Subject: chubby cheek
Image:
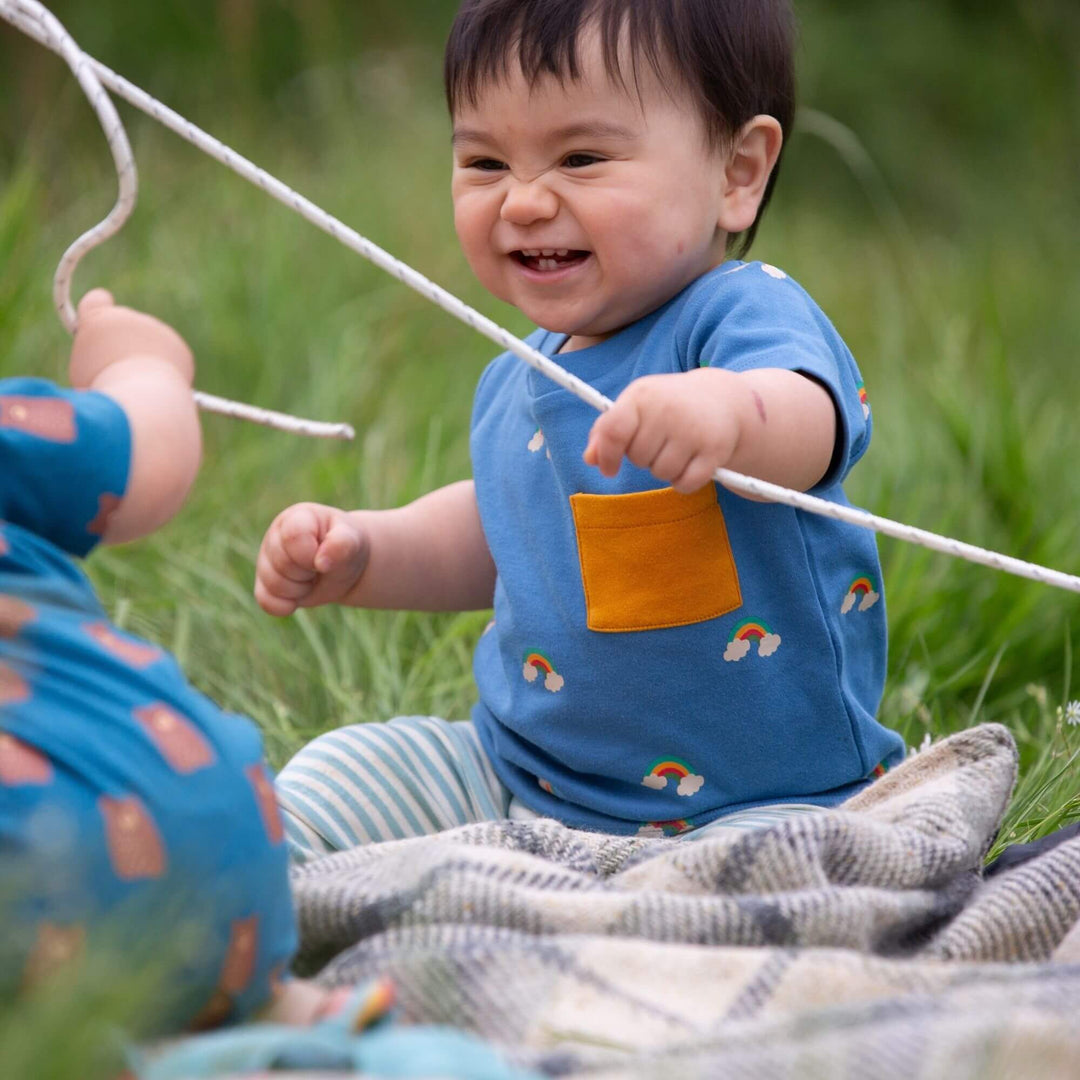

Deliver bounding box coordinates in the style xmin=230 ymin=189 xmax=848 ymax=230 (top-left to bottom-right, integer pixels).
xmin=453 ymin=196 xmax=508 ymax=298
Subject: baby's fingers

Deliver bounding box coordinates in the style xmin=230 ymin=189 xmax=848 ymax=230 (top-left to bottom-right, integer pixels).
xmin=671 ymin=453 xmax=719 ymax=495
xmin=76 ymin=288 xmax=115 ymax=320
xmin=253 ymin=562 xmax=307 ymax=617
xmin=275 ymin=506 xmax=326 ymax=575
xmin=314 ymin=521 xmax=364 ymax=576
xmin=584 ymin=398 xmax=641 ymax=478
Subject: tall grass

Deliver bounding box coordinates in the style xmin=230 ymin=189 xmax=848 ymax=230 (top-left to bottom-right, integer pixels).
xmin=1 ymin=1 xmax=1079 ymax=1070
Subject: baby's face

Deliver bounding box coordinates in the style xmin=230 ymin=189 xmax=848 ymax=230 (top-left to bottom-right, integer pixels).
xmin=451 ymin=36 xmax=730 ymax=351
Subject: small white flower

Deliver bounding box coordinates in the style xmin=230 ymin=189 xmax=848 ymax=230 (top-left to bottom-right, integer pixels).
xmin=907 ymin=732 xmax=933 ymax=757
xmin=1064 ymin=700 xmax=1080 ymax=727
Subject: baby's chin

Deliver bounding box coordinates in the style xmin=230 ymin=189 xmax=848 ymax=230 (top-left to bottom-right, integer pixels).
xmin=543 ymin=309 xmax=653 ymax=350
xmin=522 ymin=306 xmax=635 ymax=347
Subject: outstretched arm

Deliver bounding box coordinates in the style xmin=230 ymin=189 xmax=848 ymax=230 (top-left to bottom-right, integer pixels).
xmin=68 ymin=289 xmax=201 ymax=544
xmin=584 ymin=366 xmax=836 ymax=496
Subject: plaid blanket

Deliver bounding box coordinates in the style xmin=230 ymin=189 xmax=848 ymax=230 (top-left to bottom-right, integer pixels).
xmin=291 ymin=724 xmax=1080 ymax=1079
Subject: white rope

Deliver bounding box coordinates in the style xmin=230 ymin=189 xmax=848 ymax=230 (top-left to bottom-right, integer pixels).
xmin=4 ymin=1 xmax=1079 ymax=594
xmin=1 ymin=0 xmax=354 ymax=440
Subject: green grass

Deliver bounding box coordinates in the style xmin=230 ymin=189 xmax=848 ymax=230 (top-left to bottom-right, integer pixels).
xmin=2 ymin=1 xmax=1080 ymax=1071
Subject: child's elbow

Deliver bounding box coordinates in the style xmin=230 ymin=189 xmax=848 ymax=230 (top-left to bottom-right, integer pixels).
xmin=101 ymin=387 xmax=203 ymax=544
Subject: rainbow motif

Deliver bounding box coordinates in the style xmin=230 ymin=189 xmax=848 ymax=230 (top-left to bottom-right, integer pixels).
xmin=522 ymin=649 xmax=565 ymax=692
xmin=523 ymin=650 xmax=555 ymax=675
xmin=873 ymin=762 xmax=887 ymax=779
xmin=724 ymin=618 xmax=782 ymax=662
xmin=841 ymin=575 xmax=880 ymax=615
xmin=645 ymin=757 xmax=693 ymax=781
xmin=857 ymin=382 xmax=868 ymax=405
xmin=847 ymin=577 xmax=876 ymax=597
xmin=731 ymin=619 xmax=773 ymax=642
xmin=538 ymin=778 xmax=554 ymax=794
xmin=651 ymin=819 xmax=692 ymax=837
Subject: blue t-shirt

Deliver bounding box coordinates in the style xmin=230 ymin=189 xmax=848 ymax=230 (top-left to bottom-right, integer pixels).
xmin=469 ymin=261 xmax=905 ymax=835
xmin=0 ymin=377 xmax=130 ymax=578
xmin=1 ymin=379 xmax=298 ymax=1021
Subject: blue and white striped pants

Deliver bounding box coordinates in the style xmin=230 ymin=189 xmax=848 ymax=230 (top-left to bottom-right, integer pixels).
xmin=274 ymin=716 xmax=821 ymax=863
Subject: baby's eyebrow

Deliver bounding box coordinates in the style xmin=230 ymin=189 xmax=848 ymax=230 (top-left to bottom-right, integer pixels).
xmin=451 ymin=120 xmax=637 ymax=147
xmin=545 ymin=120 xmax=638 ymax=142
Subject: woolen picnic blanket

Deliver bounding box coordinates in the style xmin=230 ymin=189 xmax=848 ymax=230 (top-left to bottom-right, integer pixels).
xmin=288 ymin=724 xmax=1080 ymax=1079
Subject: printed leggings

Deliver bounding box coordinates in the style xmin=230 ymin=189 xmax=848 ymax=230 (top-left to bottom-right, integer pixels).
xmin=274 ymin=715 xmax=821 ymax=863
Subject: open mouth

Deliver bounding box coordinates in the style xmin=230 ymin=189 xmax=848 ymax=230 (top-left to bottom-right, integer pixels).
xmin=513 ymin=249 xmax=590 ymax=272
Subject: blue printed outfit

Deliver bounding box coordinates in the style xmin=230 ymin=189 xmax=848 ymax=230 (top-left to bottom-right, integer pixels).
xmin=0 ymin=378 xmax=296 ymax=1025
xmin=275 ymin=262 xmax=904 ymax=855
xmin=468 ymin=262 xmax=905 ymax=834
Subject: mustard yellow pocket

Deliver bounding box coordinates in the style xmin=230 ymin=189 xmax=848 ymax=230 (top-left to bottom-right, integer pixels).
xmin=570 ymin=485 xmax=742 ymax=633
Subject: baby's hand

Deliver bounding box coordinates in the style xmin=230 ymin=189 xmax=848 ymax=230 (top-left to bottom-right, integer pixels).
xmin=255 ymin=503 xmax=369 ymax=616
xmin=69 ymin=289 xmax=195 ymax=389
xmin=583 ymin=369 xmax=743 ymax=493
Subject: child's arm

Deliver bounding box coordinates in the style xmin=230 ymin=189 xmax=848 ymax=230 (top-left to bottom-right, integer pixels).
xmin=68 ymin=289 xmax=201 ymax=544
xmin=583 ymin=366 xmax=836 ymax=496
xmin=254 ymin=479 xmax=496 ymax=616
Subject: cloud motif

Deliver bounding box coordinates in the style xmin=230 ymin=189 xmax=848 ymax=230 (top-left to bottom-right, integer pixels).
xmin=544 ymin=671 xmax=564 ymax=693
xmin=641 ymin=773 xmax=667 ymax=791
xmin=862 ymin=401 xmax=871 ymax=420
xmin=842 ymin=589 xmax=880 ymax=615
xmin=757 ymin=632 xmax=782 ymax=658
xmin=522 ymin=662 xmax=538 ymax=683
xmin=723 ymin=638 xmax=752 ymax=663
xmin=636 ymin=824 xmax=666 ymax=838
xmin=528 ymin=429 xmax=545 ymax=453
xmin=677 ymin=774 xmax=705 ymax=797
xmin=761 ymin=263 xmax=788 ymax=280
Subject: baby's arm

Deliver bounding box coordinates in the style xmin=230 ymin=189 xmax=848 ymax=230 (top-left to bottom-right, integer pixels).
xmin=255 ymin=479 xmax=496 ymax=616
xmin=584 ymin=366 xmax=836 ymax=496
xmin=68 ymin=290 xmax=201 ymax=544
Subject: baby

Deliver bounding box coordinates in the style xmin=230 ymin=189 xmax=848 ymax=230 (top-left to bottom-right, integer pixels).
xmin=259 ymin=0 xmax=905 ymax=854
xmin=0 ymin=292 xmax=346 ymax=1031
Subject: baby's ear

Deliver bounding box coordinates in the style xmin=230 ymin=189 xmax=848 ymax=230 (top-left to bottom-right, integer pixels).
xmin=717 ymin=116 xmax=783 ymax=235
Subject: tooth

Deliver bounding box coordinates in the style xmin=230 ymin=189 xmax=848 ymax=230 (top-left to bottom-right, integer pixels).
xmin=539 ymin=258 xmax=558 ymax=270
xmin=541 ymin=249 xmax=555 ymax=256
xmin=556 ymin=249 xmax=568 ymax=257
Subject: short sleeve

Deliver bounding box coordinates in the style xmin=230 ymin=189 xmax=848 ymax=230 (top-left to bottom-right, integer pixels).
xmin=687 ymin=263 xmax=871 ymax=488
xmin=0 ymin=378 xmax=131 ymax=557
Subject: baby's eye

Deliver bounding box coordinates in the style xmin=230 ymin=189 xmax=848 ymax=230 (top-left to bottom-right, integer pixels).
xmin=563 ymin=153 xmax=603 ymax=168
xmin=468 ymin=158 xmax=508 ymax=172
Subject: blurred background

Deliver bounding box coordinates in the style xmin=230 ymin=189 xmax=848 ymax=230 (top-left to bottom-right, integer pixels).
xmin=2 ymin=1 xmax=1079 ymax=818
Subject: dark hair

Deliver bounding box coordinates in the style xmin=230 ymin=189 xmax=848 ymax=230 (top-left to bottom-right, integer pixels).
xmin=444 ymin=0 xmax=796 ymax=257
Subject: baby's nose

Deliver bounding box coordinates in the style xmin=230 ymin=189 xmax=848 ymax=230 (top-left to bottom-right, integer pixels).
xmin=499 ymin=175 xmax=559 ymax=225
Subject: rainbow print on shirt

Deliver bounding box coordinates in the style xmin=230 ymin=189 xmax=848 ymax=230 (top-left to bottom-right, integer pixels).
xmin=641 ymin=757 xmax=705 ymax=797
xmin=723 ymin=619 xmax=781 ymax=662
xmin=841 ymin=575 xmax=881 ymax=615
xmin=637 ymin=819 xmax=692 ymax=838
xmin=522 ymin=650 xmax=564 ymax=693
xmin=857 ymin=381 xmax=870 ymax=419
